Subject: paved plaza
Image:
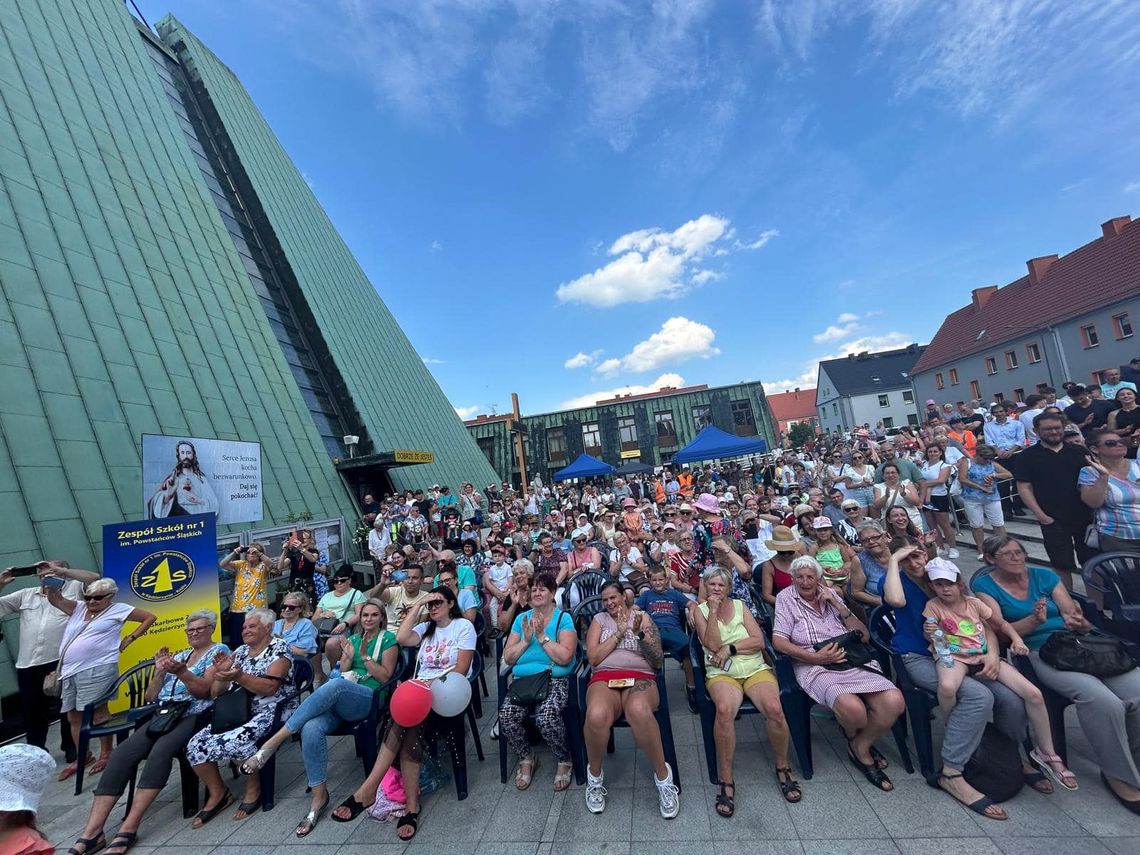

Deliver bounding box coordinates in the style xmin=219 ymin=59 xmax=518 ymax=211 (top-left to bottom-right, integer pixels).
xmin=35 ymin=648 xmax=1140 ymax=855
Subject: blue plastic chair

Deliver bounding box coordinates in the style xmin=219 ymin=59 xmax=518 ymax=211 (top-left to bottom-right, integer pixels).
xmin=320 ymin=650 xmax=405 ymax=776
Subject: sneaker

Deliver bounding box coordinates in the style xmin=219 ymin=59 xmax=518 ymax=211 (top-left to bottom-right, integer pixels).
xmin=686 ymin=686 xmax=698 ymax=714
xmin=947 ymin=547 xmax=960 ymax=559
xmin=586 ymin=771 xmax=607 ymax=814
xmin=655 ymin=764 xmax=680 ymax=819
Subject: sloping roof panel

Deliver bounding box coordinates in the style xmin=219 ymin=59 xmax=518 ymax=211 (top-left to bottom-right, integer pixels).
xmin=818 ymin=346 xmax=925 ymax=397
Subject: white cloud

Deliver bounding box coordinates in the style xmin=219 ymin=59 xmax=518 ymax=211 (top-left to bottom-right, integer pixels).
xmin=813 ymin=323 xmax=859 ymax=343
xmin=836 ymin=312 xmax=859 ymax=323
xmin=430 ymin=239 xmax=444 ymax=252
xmin=735 ymin=228 xmax=780 ymax=251
xmin=616 ymin=317 xmax=720 ymax=374
xmin=454 ymin=405 xmax=481 ymax=419
xmin=1126 ymin=180 xmax=1140 ymax=194
xmin=422 ymin=356 xmax=446 ymax=365
xmin=556 ymin=214 xmax=752 ymax=307
xmin=564 ymin=349 xmax=603 ymax=369
xmin=561 ymin=373 xmax=687 ymax=410
xmin=594 ymin=358 xmax=623 ymax=377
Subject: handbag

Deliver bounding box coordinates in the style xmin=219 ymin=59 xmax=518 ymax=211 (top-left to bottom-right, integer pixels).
xmin=210 ymin=686 xmax=253 ymax=733
xmin=146 ymin=699 xmax=193 ymax=736
xmin=506 ymin=612 xmax=567 ymax=705
xmin=44 ymin=612 xmax=97 ymax=697
xmin=813 ymin=630 xmax=879 ymax=672
xmin=1083 ymin=525 xmax=1101 ymax=550
xmin=314 ymin=597 xmax=357 ymax=638
xmin=1038 ymin=630 xmax=1135 ymax=679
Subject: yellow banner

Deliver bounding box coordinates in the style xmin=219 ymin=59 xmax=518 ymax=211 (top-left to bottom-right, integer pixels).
xmin=394 ymin=449 xmax=434 ymax=463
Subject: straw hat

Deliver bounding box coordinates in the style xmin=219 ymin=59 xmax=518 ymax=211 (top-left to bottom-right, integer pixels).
xmin=764 ymin=526 xmax=804 ymax=553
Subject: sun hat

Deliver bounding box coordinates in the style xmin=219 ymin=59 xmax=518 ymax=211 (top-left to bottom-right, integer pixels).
xmin=811 ymin=516 xmax=833 ymax=529
xmin=0 ymin=744 xmax=55 ymax=814
xmin=679 ymin=502 xmax=693 ymax=512
xmin=793 ymin=503 xmax=814 ymax=518
xmin=926 ymin=557 xmax=961 ymax=582
xmin=764 ymin=526 xmax=804 ymax=553
xmin=571 ymin=527 xmax=590 ymax=540
xmin=621 ymin=497 xmax=636 ymax=508
xmin=693 ymin=493 xmax=721 ymax=514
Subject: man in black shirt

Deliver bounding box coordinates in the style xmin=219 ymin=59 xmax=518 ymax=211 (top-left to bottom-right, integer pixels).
xmin=1064 ymin=385 xmax=1116 ymax=437
xmin=1014 ymin=411 xmax=1095 ymax=589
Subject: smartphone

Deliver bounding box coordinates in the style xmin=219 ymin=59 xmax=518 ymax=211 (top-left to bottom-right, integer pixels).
xmin=391 ymin=570 xmax=408 ymax=582
xmin=413 ymin=542 xmax=429 ymax=552
xmin=42 ymin=576 xmax=66 ymax=590
xmin=7 ymin=565 xmax=40 ymax=577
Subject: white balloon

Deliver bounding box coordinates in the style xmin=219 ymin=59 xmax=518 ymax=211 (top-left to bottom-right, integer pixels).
xmin=430 ymin=672 xmax=472 ymax=717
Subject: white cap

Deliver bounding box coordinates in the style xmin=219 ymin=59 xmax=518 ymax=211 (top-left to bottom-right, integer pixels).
xmin=926 ymin=557 xmax=961 ymax=582
xmin=0 ymin=744 xmax=55 ymax=814
xmin=571 ymin=527 xmax=590 ymax=540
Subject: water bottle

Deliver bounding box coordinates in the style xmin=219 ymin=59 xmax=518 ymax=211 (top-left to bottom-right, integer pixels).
xmin=931 ymin=629 xmax=955 ymax=669
xmin=329 ymin=661 xmax=342 ymax=680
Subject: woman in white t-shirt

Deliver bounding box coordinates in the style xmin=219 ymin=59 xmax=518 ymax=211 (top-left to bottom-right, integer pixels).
xmin=330 ymin=586 xmax=475 ymax=839
xmin=918 ymin=444 xmax=959 ymax=559
xmin=46 ymin=578 xmax=157 ymax=780
xmin=312 ymin=569 xmax=367 ymax=682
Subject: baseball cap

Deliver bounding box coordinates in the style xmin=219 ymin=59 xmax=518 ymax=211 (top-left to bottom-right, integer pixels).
xmin=925 ymin=399 xmax=935 ymax=406
xmin=571 ymin=527 xmax=589 ymax=540
xmin=811 ymin=516 xmax=833 ymax=529
xmin=926 ymin=557 xmax=961 ymax=582
xmin=662 ymin=522 xmax=677 ymax=531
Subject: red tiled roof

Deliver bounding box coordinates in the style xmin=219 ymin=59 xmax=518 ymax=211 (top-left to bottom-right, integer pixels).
xmin=594 ymin=384 xmax=709 ymax=405
xmin=463 ymin=414 xmax=513 ymax=427
xmin=766 ymin=389 xmax=817 ymax=422
xmin=911 ymin=216 xmax=1139 ymax=374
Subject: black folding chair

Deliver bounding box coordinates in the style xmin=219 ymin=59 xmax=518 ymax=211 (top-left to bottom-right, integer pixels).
xmin=75 ymin=660 xmax=156 ymax=795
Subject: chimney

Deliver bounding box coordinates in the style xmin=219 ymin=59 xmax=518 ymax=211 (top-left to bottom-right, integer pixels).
xmin=1026 ymin=255 xmax=1058 ymax=285
xmin=971 ymin=286 xmax=998 ymax=311
xmin=1102 ymin=215 xmax=1132 ymax=238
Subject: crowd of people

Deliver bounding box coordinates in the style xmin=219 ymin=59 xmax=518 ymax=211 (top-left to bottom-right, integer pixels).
xmin=3 ymin=382 xmax=1139 ymax=849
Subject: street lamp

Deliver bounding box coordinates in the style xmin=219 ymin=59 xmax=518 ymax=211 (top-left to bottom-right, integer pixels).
xmin=343 ymin=434 xmax=359 ymax=459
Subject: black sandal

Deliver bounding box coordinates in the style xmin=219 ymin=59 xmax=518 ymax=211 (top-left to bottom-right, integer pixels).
xmin=104 ymin=831 xmax=137 ymax=855
xmin=331 ymin=794 xmax=368 ymax=822
xmin=67 ymin=833 xmax=106 ymax=855
xmin=868 ymin=745 xmax=889 ymax=770
xmin=232 ymin=799 xmax=261 ymax=821
xmin=191 ymin=792 xmax=234 ymax=828
xmin=848 ymin=745 xmax=893 ymax=792
xmin=1024 ymin=769 xmax=1053 ymax=794
xmin=715 ymin=780 xmax=735 ymax=817
xmin=775 ymin=767 xmax=802 ymax=803
xmin=397 ymin=810 xmax=420 ymax=840
xmin=938 ymin=772 xmax=1007 ymax=820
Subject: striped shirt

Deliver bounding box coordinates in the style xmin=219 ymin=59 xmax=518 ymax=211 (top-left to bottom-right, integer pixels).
xmin=1079 ymin=460 xmax=1140 ymax=540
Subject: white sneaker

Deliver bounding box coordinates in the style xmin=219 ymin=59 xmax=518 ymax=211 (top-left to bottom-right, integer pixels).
xmin=655 ymin=763 xmax=680 ymax=819
xmin=586 ymin=771 xmax=607 ymax=814
xmin=977 ymin=553 xmax=984 ymax=561
xmin=947 ymin=547 xmax=960 ymax=559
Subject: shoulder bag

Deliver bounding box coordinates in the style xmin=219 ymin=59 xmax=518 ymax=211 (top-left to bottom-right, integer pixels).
xmin=314 ymin=597 xmax=357 ymax=638
xmin=812 ymin=629 xmax=879 ymax=672
xmin=340 ymin=631 xmax=386 ymax=684
xmin=1038 ymin=630 xmax=1135 ymax=679
xmin=507 ymin=612 xmax=568 ymax=706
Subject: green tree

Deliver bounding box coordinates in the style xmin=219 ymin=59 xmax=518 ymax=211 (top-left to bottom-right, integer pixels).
xmin=788 ymin=422 xmax=815 ymax=448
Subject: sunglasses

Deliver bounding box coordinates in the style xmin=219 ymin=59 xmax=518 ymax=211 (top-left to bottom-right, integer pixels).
xmin=281 ymin=604 xmax=300 ymax=610
xmin=1098 ymin=440 xmax=1125 ymax=448
xmin=425 ymin=599 xmax=446 ymax=608
xmin=333 ymin=577 xmax=351 ymax=584
xmin=84 ymin=593 xmax=111 ymax=602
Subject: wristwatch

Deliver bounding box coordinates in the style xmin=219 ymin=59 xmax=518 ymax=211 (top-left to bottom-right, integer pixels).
xmin=729 ymin=643 xmax=738 ymax=657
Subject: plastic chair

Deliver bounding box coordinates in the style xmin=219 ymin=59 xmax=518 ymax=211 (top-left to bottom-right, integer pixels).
xmin=428 ymin=650 xmax=486 ymax=801
xmin=321 ymin=658 xmax=404 ymax=777
xmin=563 ymin=570 xmax=609 ymax=612
xmin=1082 ymin=551 xmax=1140 ymax=634
xmin=75 ymin=660 xmax=156 ymax=795
xmin=255 ymin=657 xmax=315 ymax=811
xmin=570 ymin=595 xmax=607 ymax=639
xmin=472 ymin=611 xmax=491 ymax=706
xmin=496 ymin=654 xmax=586 ymax=786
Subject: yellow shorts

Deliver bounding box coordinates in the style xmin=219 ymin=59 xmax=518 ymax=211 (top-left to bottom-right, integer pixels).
xmin=706 ymin=668 xmax=776 ymax=693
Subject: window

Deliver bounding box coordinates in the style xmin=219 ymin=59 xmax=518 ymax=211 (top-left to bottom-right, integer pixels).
xmin=907 ymin=414 xmax=919 ymax=426
xmin=949 ymin=368 xmax=959 ymax=385
xmin=985 ymin=356 xmax=998 ymax=375
xmin=832 ymin=403 xmax=838 ymax=416
xmin=1081 ymin=324 xmax=1099 ymax=348
xmin=1026 ymin=342 xmax=1041 ymax=363
xmin=1013 ymin=388 xmax=1025 ymax=403
xmin=730 ymin=400 xmax=756 ymax=436
xmin=902 ymin=390 xmax=914 ymax=404
xmin=654 ymin=411 xmax=677 ymax=446
xmin=581 ymin=422 xmax=602 ymax=456
xmin=1114 ymin=312 xmax=1134 ymax=339
xmin=546 ymin=427 xmax=567 ymax=462
xmin=882 ymin=417 xmax=894 ymax=428
xmin=993 ymin=392 xmax=1005 ymax=403
xmin=878 ymin=394 xmax=890 ymax=407
xmin=935 ymin=373 xmax=944 ymax=390
xmin=970 ymin=380 xmax=981 ymax=399
xmin=1004 ymin=350 xmax=1019 ymax=370
xmin=617 ymin=415 xmax=638 ymax=449
xmin=476 ymin=436 xmax=495 ymax=468
xmin=691 ymin=405 xmax=711 ymax=429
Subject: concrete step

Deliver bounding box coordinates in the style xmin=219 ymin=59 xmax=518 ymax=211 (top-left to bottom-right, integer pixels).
xmin=948 ymin=513 xmax=1053 ymax=568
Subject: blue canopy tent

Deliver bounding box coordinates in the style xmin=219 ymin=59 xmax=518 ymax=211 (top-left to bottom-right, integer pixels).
xmin=672 ymin=426 xmax=768 ymax=464
xmin=552 ymin=453 xmax=614 ymax=482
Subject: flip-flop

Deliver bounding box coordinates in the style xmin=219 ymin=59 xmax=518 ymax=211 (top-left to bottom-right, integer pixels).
xmin=59 ymin=754 xmax=95 ymax=781
xmin=103 ymin=831 xmax=136 ymax=855
xmin=331 ymin=794 xmax=369 ymax=822
xmin=233 ymin=800 xmax=261 ymax=821
xmin=89 ymin=754 xmax=112 ymax=775
xmin=191 ymin=792 xmax=234 ymax=828
xmin=66 ymin=833 xmax=106 ymax=855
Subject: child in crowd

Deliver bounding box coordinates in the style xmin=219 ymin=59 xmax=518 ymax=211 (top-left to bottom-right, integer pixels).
xmin=0 ymin=744 xmax=55 ymax=855
xmin=484 ymin=545 xmax=513 ymax=626
xmin=635 ymin=567 xmax=697 ymax=710
xmin=922 ymin=558 xmax=1078 ymax=790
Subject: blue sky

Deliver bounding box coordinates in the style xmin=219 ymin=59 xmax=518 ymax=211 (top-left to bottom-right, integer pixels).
xmin=137 ymin=0 xmax=1140 ymax=417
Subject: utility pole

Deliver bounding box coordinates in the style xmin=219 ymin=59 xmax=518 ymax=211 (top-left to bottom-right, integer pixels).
xmin=511 ymin=392 xmax=528 ymax=490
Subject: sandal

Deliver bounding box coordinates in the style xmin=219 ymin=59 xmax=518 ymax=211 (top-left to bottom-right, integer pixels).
xmin=295 ymin=795 xmax=330 ymax=838
xmin=1030 ymin=749 xmax=1079 ymax=791
xmin=67 ymin=833 xmax=106 ymax=855
xmin=397 ymin=810 xmax=420 ymax=840
xmin=848 ymin=744 xmax=893 ymax=792
xmin=715 ymin=780 xmax=735 ymax=818
xmin=515 ymin=753 xmax=537 ymax=790
xmin=191 ymin=792 xmax=234 ymax=828
xmin=937 ymin=772 xmax=1007 ymax=820
xmin=240 ymin=746 xmax=276 ymax=775
xmin=553 ymin=762 xmax=573 ymax=792
xmin=331 ymin=794 xmax=369 ymax=822
xmin=104 ymin=831 xmax=136 ymax=855
xmin=59 ymin=753 xmax=95 ymax=781
xmin=868 ymin=745 xmax=889 ymax=770
xmin=232 ymin=799 xmax=261 ymax=821
xmin=1024 ymin=769 xmax=1054 ymax=795
xmin=775 ymin=766 xmax=802 ymax=803
xmin=89 ymin=753 xmax=112 ymax=775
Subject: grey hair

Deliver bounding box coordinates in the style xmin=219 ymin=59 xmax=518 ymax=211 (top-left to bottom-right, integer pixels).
xmin=186 ymin=609 xmax=218 ymax=629
xmin=512 ymin=558 xmax=534 ymax=576
xmin=981 ymin=533 xmax=1020 ymax=561
xmin=245 ymin=608 xmax=276 ymax=628
xmin=84 ymin=578 xmax=118 ymax=597
xmin=789 ymin=555 xmax=824 ymax=578
xmin=703 ymin=566 xmax=733 ymax=588
xmin=856 ymin=521 xmax=885 ymax=536
xmin=281 ymin=590 xmax=311 ymax=617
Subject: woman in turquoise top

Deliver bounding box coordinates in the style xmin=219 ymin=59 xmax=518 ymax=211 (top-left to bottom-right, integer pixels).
xmin=499 ymin=572 xmax=577 ymax=791
xmin=242 ymin=599 xmax=398 ymax=837
xmin=973 ymin=534 xmax=1140 ymax=814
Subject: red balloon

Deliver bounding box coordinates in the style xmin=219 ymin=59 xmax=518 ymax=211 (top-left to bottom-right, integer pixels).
xmin=390 ymin=679 xmax=432 ymax=727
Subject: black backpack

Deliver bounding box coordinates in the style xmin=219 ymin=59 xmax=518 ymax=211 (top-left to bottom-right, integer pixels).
xmin=963 ymin=724 xmax=1024 ymax=803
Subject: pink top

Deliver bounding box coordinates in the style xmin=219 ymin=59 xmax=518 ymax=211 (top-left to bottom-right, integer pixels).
xmin=1 ymin=827 xmax=54 ymax=854
xmin=593 ymin=611 xmax=653 ymax=674
xmin=922 ymin=596 xmax=993 ymax=664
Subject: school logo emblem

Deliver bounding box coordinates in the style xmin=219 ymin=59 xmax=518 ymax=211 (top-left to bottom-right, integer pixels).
xmin=130 ymin=550 xmax=195 ymax=602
